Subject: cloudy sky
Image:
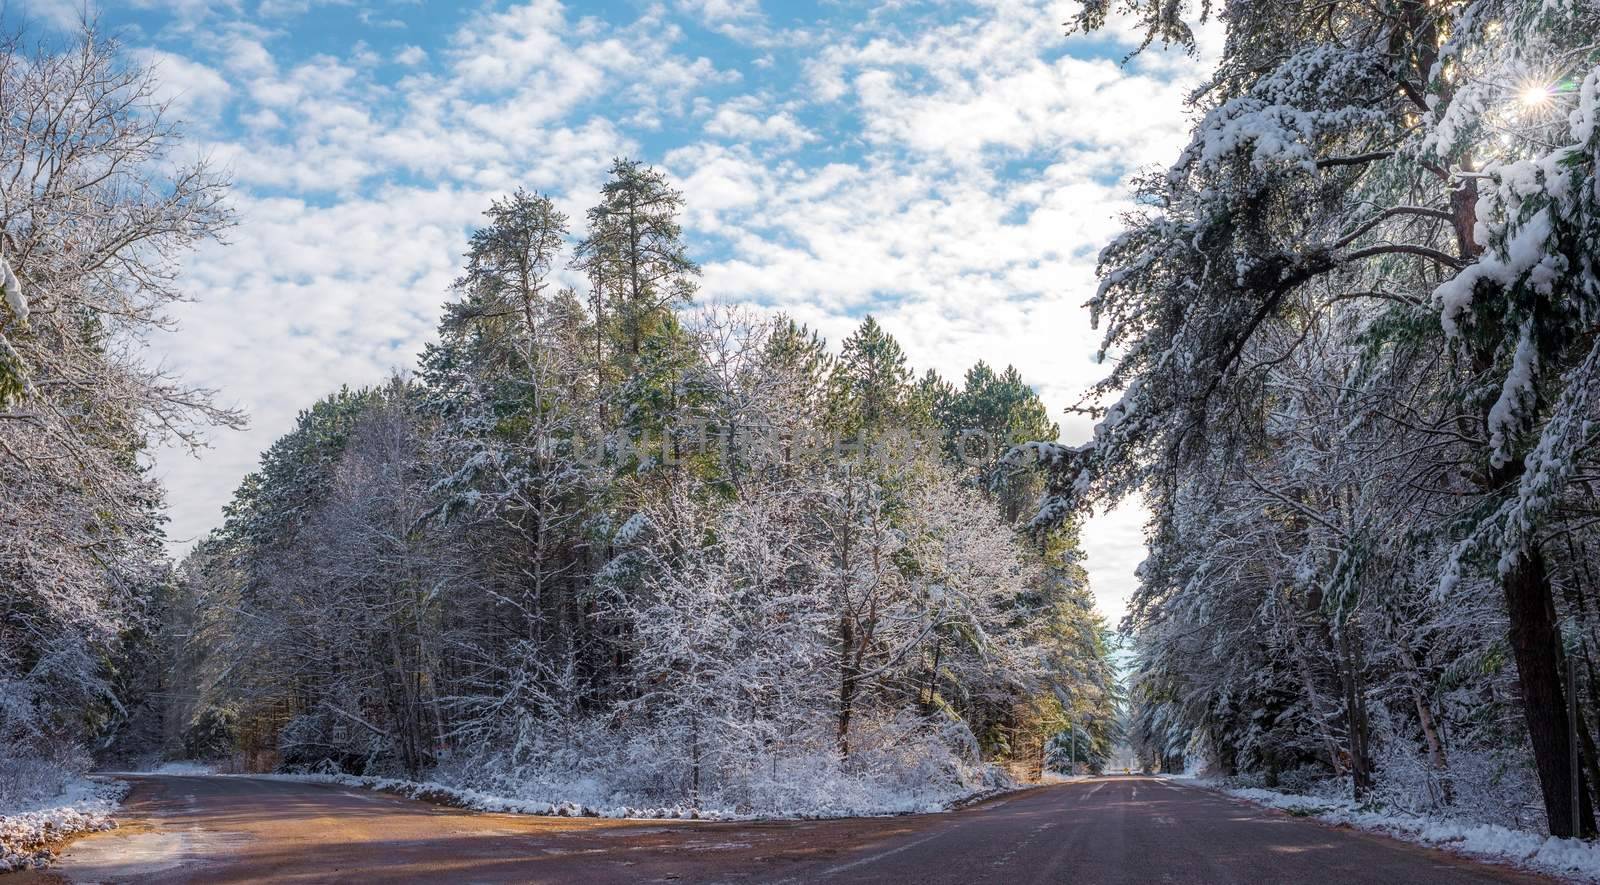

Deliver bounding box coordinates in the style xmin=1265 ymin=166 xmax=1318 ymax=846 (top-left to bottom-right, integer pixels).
xmin=19 ymin=0 xmax=1214 ymax=626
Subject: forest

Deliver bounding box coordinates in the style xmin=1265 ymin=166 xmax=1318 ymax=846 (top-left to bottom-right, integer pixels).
xmin=0 ymin=30 xmax=1117 ymax=817
xmin=157 ymin=169 xmax=1121 ymax=814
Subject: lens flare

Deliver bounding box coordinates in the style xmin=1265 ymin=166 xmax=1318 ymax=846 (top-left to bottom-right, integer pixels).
xmin=1519 ymin=83 xmax=1553 ymax=107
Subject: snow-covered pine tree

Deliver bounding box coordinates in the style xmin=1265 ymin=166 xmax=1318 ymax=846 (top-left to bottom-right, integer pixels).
xmin=173 ymin=178 xmax=1120 ymax=814
xmin=1057 ymin=0 xmax=1600 ymax=835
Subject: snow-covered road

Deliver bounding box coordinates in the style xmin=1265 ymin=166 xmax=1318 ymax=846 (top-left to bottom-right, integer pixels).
xmin=8 ymin=775 xmax=1558 ymax=883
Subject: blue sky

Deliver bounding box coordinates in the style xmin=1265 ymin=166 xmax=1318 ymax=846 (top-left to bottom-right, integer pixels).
xmin=16 ymin=0 xmax=1216 ymax=624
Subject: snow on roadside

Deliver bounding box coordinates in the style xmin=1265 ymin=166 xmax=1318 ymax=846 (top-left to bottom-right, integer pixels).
xmin=1206 ymin=782 xmax=1600 ymax=882
xmin=263 ymin=772 xmax=1018 ymax=822
xmin=1038 ymin=772 xmax=1094 ymax=784
xmin=0 ymin=778 xmax=128 ymax=872
xmin=142 ymin=761 xmax=218 ymax=776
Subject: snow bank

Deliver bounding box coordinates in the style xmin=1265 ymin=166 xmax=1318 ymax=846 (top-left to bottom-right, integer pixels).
xmin=272 ymin=773 xmax=750 ymax=820
xmin=1219 ymin=785 xmax=1600 ymax=882
xmin=1038 ymin=772 xmax=1095 ymax=784
xmin=321 ymin=716 xmax=1023 ymax=822
xmin=270 ymin=767 xmax=1016 ymax=823
xmin=0 ymin=778 xmax=127 ymax=872
xmin=95 ymin=760 xmax=223 ymax=778
xmin=143 ymin=761 xmax=219 ymax=776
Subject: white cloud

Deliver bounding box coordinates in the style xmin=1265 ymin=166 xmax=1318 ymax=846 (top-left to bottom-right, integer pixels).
xmin=218 ymin=33 xmax=277 ymax=77
xmin=256 ymin=0 xmax=311 ymax=17
xmin=676 ymin=0 xmax=775 ymax=44
xmin=15 ymin=0 xmax=91 ymax=30
xmin=852 ymin=55 xmax=1192 ymax=166
xmin=704 ymin=97 xmax=815 ymax=148
xmin=129 ymin=48 xmax=233 ymax=124
xmin=133 ymin=0 xmax=1211 ymax=623
xmin=1080 ymin=497 xmax=1149 ymax=627
xmin=449 ymin=0 xmax=570 ymax=89
xmin=239 ymin=107 xmax=281 ymax=129
xmin=356 ymin=8 xmax=406 ymax=29
xmin=677 ymin=0 xmax=761 ymax=24
xmin=132 ymin=0 xmax=244 ymax=28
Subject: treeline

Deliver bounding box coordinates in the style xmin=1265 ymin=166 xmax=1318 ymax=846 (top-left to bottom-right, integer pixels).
xmin=1049 ymin=0 xmax=1600 ymax=837
xmin=165 ymin=165 xmax=1119 ymax=811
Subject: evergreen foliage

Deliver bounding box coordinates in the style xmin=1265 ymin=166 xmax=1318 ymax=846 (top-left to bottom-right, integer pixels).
xmin=1052 ymin=0 xmax=1600 ymax=836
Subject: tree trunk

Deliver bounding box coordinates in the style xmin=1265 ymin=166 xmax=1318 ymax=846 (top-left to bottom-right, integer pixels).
xmin=921 ymin=638 xmax=943 ymax=715
xmin=1293 ymin=619 xmax=1347 ymax=779
xmin=1412 ymin=688 xmax=1452 ymax=804
xmin=1555 ymin=536 xmax=1600 ymax=817
xmin=1338 ymin=623 xmax=1374 ymax=798
xmin=1504 ymin=546 xmax=1597 ymax=838
xmin=838 ymin=614 xmax=855 ymax=758
xmin=1581 ymin=650 xmax=1600 ymax=817
xmin=689 ymin=717 xmax=701 ymax=806
xmin=1578 ymin=690 xmax=1600 ymax=828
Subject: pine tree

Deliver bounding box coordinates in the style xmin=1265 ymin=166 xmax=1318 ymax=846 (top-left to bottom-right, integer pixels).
xmin=1061 ymin=0 xmax=1600 ymax=833
xmin=826 ymin=316 xmax=922 ymax=439
xmin=573 ymin=158 xmax=700 ymax=381
xmin=166 ymin=181 xmax=1119 ymax=814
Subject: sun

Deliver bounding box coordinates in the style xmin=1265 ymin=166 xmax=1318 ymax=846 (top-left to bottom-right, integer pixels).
xmin=1519 ymin=83 xmax=1554 ymax=108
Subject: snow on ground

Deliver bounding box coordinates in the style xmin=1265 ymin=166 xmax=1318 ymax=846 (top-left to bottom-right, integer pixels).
xmin=139 ymin=761 xmax=219 ymax=776
xmin=1173 ymin=778 xmax=1600 ymax=882
xmin=265 ymin=771 xmax=1021 ymax=822
xmin=0 ymin=778 xmax=128 ymax=871
xmin=1038 ymin=772 xmax=1095 ymax=784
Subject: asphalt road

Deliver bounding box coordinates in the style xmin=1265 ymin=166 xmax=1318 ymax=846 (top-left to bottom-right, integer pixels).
xmin=7 ymin=774 xmax=1555 ymax=884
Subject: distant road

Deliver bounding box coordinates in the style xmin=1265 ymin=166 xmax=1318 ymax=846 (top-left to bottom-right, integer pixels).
xmin=7 ymin=774 xmax=1553 ymax=884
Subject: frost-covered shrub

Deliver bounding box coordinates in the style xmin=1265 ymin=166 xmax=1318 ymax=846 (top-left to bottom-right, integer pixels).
xmin=0 ymin=744 xmax=89 ymax=814
xmin=1273 ymin=765 xmax=1331 ymax=797
xmin=419 ymin=708 xmax=1006 ymax=818
xmin=1444 ymin=748 xmax=1545 ymax=832
xmin=1369 ymin=744 xmax=1544 ymax=833
xmin=0 ymin=742 xmax=124 ymax=872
